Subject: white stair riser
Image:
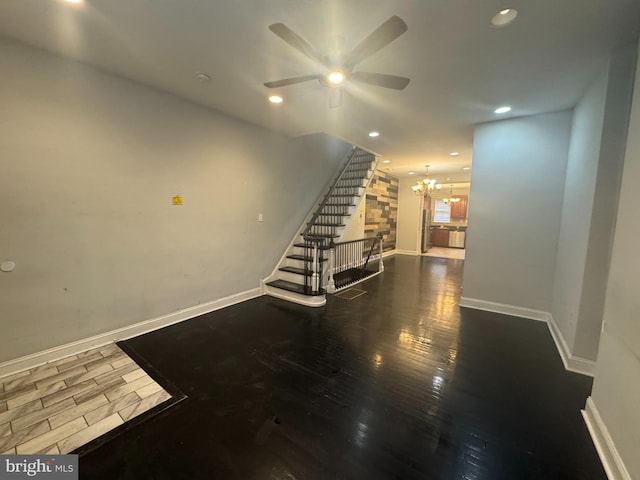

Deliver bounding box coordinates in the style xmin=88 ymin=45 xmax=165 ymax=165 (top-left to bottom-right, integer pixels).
xmin=319 ymin=205 xmax=357 ymax=217
xmin=285 ymin=258 xmax=315 ymax=270
xmin=278 ymin=270 xmax=315 ymax=284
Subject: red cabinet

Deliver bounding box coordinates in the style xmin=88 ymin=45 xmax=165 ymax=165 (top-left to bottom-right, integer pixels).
xmin=430 ymin=229 xmax=450 ymax=247
xmin=450 ymin=195 xmax=468 ymax=219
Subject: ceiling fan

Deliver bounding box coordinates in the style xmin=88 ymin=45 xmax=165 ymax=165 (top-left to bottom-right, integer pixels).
xmin=264 ymin=15 xmax=410 ymax=108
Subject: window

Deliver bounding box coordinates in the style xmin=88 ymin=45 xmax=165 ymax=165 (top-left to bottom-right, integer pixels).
xmin=433 ymin=199 xmax=451 ymax=223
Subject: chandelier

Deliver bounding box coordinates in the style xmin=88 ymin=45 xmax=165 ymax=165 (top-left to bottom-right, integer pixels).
xmin=411 ymin=165 xmax=442 ymax=195
xmin=442 ymin=184 xmax=461 ymax=204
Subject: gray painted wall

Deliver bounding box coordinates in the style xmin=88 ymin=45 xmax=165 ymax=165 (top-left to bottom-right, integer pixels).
xmin=551 ymin=43 xmax=636 ymax=361
xmin=0 ymin=38 xmax=350 ymax=362
xmin=462 ymin=111 xmax=571 ymax=311
xmin=550 ymin=69 xmax=607 ymax=351
xmin=574 ymin=44 xmax=637 ymax=359
xmin=591 ymin=37 xmax=640 ymax=479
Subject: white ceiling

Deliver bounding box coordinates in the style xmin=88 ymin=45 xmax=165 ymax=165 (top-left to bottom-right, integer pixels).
xmin=1 ymin=0 xmax=639 ymax=183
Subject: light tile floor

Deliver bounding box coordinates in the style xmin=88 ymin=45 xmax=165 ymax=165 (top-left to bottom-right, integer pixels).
xmin=423 ymin=246 xmax=465 ymax=260
xmin=0 ymin=344 xmax=171 ymax=455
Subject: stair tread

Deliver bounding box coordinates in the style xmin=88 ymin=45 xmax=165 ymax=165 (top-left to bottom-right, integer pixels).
xmin=330 ymin=194 xmax=361 ymax=197
xmin=279 ymin=266 xmax=312 ymax=276
xmin=324 ymin=203 xmax=356 ymax=207
xmin=287 ymin=254 xmax=329 ymax=261
xmin=266 ymin=279 xmax=325 ymax=296
xmin=302 ymin=233 xmax=339 ymax=238
xmin=308 ymin=222 xmax=345 ymax=227
xmin=293 ymin=243 xmax=331 ymax=250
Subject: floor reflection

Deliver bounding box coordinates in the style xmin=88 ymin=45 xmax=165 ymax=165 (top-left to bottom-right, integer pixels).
xmin=80 ymin=255 xmax=605 ymax=480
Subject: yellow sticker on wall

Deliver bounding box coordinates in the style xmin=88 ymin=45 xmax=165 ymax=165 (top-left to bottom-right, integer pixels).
xmin=172 ymin=195 xmax=183 ymax=205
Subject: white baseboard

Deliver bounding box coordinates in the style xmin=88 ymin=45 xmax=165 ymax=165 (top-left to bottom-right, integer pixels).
xmin=395 ymin=249 xmax=420 ymax=256
xmin=458 ymin=296 xmax=550 ymax=322
xmin=0 ymin=287 xmax=262 ymax=379
xmin=547 ymin=315 xmax=596 ymax=377
xmin=582 ymin=397 xmax=632 ymax=480
xmin=382 ymin=249 xmax=397 ymax=258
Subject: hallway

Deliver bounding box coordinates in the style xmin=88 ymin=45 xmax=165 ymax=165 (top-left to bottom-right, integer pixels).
xmin=79 ymin=255 xmax=603 ymax=479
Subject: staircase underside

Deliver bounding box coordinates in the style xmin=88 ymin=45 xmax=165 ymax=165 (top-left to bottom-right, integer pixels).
xmin=333 ymin=266 xmax=380 ymax=291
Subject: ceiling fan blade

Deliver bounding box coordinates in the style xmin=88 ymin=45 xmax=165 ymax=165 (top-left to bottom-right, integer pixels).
xmin=269 ymin=23 xmax=327 ymax=66
xmin=264 ymin=74 xmax=320 ymax=88
xmin=329 ymin=88 xmax=343 ymax=109
xmin=351 ymin=71 xmax=410 ymax=90
xmin=345 ymin=16 xmax=408 ymax=67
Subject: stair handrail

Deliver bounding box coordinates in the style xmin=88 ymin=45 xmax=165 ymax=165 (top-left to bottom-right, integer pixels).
xmin=359 ymin=232 xmax=383 ymax=280
xmin=302 ymin=146 xmax=363 ymax=239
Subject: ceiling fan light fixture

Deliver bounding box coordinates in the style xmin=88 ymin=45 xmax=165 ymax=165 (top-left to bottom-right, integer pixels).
xmin=268 ymin=94 xmax=284 ymax=104
xmin=327 ymin=70 xmax=346 ymax=85
xmin=491 ymin=8 xmax=518 ymax=27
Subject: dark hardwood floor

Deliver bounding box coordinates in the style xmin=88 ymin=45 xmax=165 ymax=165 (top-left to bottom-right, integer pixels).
xmin=78 ymin=255 xmax=605 ymax=479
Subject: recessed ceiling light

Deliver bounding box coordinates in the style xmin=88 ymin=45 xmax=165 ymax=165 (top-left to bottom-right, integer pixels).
xmin=449 ymin=151 xmax=460 ymax=156
xmin=494 ymin=106 xmax=512 ymax=114
xmin=491 ymin=8 xmax=518 ymax=27
xmin=408 ymin=171 xmax=415 ymax=175
xmin=268 ymin=95 xmax=284 ymax=104
xmin=463 ymin=166 xmax=471 ymax=171
xmin=327 ymin=70 xmax=345 ymax=85
xmin=64 ymin=0 xmax=82 ymax=3
xmin=369 ymin=131 xmax=380 ymax=138
xmin=382 ymin=160 xmax=391 ymax=164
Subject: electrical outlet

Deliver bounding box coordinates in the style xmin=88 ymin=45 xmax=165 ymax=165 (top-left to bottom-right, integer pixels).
xmin=258 ymin=213 xmax=264 ymax=222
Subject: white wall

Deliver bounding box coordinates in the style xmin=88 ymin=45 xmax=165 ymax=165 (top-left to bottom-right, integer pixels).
xmin=0 ymin=38 xmax=350 ymax=362
xmin=396 ymin=177 xmax=422 ymax=253
xmin=590 ymin=38 xmax=640 ymax=479
xmin=462 ymin=111 xmax=571 ymax=311
xmin=550 ymin=68 xmax=607 ymax=357
xmin=551 ymin=43 xmax=636 ymax=362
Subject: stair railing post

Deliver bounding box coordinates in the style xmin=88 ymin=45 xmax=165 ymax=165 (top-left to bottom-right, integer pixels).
xmin=327 ymin=238 xmax=336 ymax=294
xmin=378 ymin=232 xmax=384 ymax=272
xmin=311 ymin=240 xmax=319 ymax=294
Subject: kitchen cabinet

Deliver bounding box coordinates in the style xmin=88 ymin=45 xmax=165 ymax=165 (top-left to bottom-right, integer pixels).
xmin=430 ymin=228 xmax=450 ymax=247
xmin=450 ymin=195 xmax=468 ymax=219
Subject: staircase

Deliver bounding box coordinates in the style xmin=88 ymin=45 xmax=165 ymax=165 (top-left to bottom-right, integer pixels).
xmin=263 ymin=147 xmax=378 ymax=306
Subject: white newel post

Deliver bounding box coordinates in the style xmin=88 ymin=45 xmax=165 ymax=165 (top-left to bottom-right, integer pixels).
xmin=311 ymin=242 xmax=319 ymax=293
xmin=326 ymin=243 xmax=336 ymax=294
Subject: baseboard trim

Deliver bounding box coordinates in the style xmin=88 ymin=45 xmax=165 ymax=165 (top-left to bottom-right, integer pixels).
xmin=0 ymin=287 xmax=262 ymax=379
xmin=382 ymin=249 xmax=397 ymax=258
xmin=582 ymin=397 xmax=632 ymax=480
xmin=547 ymin=315 xmax=596 ymax=377
xmin=458 ymin=297 xmax=549 ymax=322
xmin=395 ymin=250 xmax=420 ymax=256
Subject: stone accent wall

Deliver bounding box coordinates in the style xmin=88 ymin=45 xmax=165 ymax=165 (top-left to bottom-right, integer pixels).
xmin=364 ymin=170 xmax=399 ymax=252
